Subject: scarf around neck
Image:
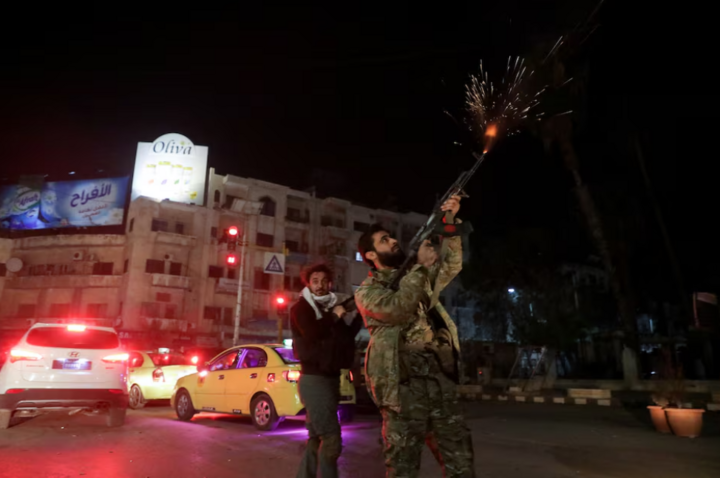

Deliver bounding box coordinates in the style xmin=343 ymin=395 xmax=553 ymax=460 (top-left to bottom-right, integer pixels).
xmin=302 ymin=287 xmax=338 ymax=319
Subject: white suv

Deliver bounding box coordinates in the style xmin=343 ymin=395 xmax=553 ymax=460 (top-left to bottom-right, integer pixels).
xmin=0 ymin=323 xmax=129 ymax=429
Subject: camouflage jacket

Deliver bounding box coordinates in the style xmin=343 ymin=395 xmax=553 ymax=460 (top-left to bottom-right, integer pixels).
xmin=355 ymin=235 xmax=463 ymax=412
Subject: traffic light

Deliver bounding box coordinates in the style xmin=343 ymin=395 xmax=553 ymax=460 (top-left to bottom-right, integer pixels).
xmin=223 ymin=225 xmax=240 ymax=251
xmin=275 ymin=295 xmax=288 ymax=315
xmin=228 ymin=226 xmax=239 ymax=237
xmin=226 ymin=253 xmax=238 ymax=267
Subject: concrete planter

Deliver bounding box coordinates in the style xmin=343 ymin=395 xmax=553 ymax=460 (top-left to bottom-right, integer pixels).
xmin=647 ymin=406 xmax=671 ymax=434
xmin=665 ymin=408 xmax=705 ymax=438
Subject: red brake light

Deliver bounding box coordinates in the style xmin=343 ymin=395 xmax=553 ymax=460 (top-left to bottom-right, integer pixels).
xmin=152 ymin=368 xmax=165 ymax=383
xmin=108 ymin=389 xmax=125 ymax=394
xmin=349 ymin=371 xmax=354 ymax=383
xmin=10 ymin=349 xmax=43 ymax=363
xmin=191 ymin=356 xmax=199 ymax=365
xmin=283 ymin=370 xmax=301 ymax=382
xmin=102 ymin=353 xmax=129 ymax=363
xmin=5 ymin=389 xmax=26 ymax=394
xmin=67 ymin=324 xmax=86 ymax=332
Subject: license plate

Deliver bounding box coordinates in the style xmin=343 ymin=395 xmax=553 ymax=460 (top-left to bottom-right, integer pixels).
xmin=53 ymin=359 xmax=92 ymax=370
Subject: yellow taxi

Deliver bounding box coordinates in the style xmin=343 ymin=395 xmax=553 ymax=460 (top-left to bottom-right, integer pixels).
xmin=170 ymin=343 xmax=356 ymax=430
xmin=127 ymin=350 xmax=198 ymax=409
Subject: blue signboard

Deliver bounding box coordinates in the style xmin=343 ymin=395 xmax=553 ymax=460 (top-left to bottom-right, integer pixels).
xmin=0 ymin=177 xmax=129 ymax=230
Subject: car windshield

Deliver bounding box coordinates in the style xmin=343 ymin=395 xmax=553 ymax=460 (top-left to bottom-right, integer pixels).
xmin=26 ymin=327 xmax=120 ymax=349
xmin=147 ymin=352 xmax=194 ymax=366
xmin=274 ymin=347 xmax=300 ymax=364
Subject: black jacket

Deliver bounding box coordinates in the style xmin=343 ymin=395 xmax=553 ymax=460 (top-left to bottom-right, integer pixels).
xmin=290 ymin=296 xmax=363 ymax=376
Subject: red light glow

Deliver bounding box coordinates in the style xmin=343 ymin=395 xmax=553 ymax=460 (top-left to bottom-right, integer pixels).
xmin=283 ymin=370 xmax=301 ymax=382
xmin=67 ymin=325 xmax=86 ymax=332
xmin=102 ymin=353 xmax=129 ymax=363
xmin=227 ymin=255 xmax=237 ymax=265
xmin=276 ymin=297 xmax=285 ymax=305
xmin=191 ymin=356 xmax=199 ymax=365
xmin=228 ymin=226 xmax=239 ymax=236
xmin=10 ymin=349 xmax=42 ymax=363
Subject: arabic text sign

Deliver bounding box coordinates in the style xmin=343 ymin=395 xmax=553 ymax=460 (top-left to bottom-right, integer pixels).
xmin=0 ymin=177 xmax=129 ymax=230
xmin=132 ymin=133 xmax=208 ymax=205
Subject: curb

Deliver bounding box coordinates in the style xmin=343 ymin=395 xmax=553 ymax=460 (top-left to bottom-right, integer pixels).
xmin=462 ymin=392 xmax=620 ymax=407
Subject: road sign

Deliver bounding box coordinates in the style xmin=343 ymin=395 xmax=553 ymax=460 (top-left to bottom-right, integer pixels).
xmin=263 ymin=252 xmax=285 ymax=275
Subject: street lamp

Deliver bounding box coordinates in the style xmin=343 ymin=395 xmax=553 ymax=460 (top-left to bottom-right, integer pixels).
xmin=508 ymin=288 xmax=515 ymax=293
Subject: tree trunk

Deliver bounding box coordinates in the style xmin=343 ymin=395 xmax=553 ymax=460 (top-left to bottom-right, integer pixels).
xmin=554 ymin=120 xmax=638 ymax=350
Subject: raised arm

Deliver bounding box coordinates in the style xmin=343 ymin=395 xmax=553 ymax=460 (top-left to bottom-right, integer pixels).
xmin=355 ymin=265 xmax=429 ymax=326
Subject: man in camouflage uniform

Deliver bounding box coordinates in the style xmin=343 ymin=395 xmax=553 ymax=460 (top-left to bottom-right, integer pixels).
xmin=355 ymin=195 xmax=475 ymax=478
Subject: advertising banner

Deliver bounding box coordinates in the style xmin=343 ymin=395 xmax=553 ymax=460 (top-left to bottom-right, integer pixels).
xmin=131 ymin=133 xmax=208 ymax=205
xmin=0 ymin=177 xmax=129 ymax=230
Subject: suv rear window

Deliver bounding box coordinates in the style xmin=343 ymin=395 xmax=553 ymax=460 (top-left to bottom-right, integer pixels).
xmin=147 ymin=353 xmax=194 ymax=366
xmin=26 ymin=327 xmax=120 ymax=349
xmin=274 ymin=347 xmax=300 ymax=364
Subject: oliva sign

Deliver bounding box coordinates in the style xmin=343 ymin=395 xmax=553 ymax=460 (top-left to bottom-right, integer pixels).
xmin=131 ymin=133 xmax=208 ymax=205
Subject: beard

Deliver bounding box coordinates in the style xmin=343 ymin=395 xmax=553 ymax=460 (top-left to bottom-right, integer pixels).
xmin=376 ymin=247 xmax=407 ymax=269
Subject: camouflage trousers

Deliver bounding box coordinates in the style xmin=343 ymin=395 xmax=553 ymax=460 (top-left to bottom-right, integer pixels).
xmin=380 ymin=352 xmax=475 ymax=478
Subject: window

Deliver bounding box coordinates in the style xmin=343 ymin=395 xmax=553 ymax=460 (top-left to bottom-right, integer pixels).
xmin=49 ymin=303 xmax=71 ymax=317
xmin=286 ymin=276 xmax=303 ymax=290
xmin=254 ymin=269 xmax=271 ymax=290
xmin=128 ymin=218 xmax=134 ymax=233
xmin=148 ymin=352 xmax=194 ymax=366
xmin=285 ymin=240 xmax=299 ymax=253
xmin=26 ymin=328 xmax=119 ymax=349
xmin=156 ymin=292 xmax=171 ymax=303
xmin=93 ymin=262 xmax=114 ymax=275
xmin=165 ymin=304 xmax=177 ymax=319
xmin=209 ymin=350 xmax=240 ymax=371
xmin=208 ymin=266 xmax=223 ymax=278
xmin=169 ymin=262 xmax=182 ymax=276
xmin=256 ymin=232 xmax=274 ymax=248
xmin=86 ymin=303 xmax=108 ymax=318
xmin=210 ymin=226 xmax=218 ymax=240
xmin=18 ymin=304 xmax=36 ymax=318
xmin=129 ymin=352 xmax=144 ymax=368
xmin=259 ymin=196 xmax=276 ymax=217
xmin=141 ymin=302 xmax=161 ymax=317
xmin=239 ymin=348 xmax=268 ymax=368
xmin=146 ymin=259 xmax=165 ymax=274
xmin=223 ymin=308 xmax=235 ymax=325
xmin=225 ymin=195 xmax=241 ymax=209
xmin=151 ymin=219 xmax=168 ymax=232
xmin=0 ymin=263 xmax=6 ymax=276
xmin=204 ymin=306 xmax=221 ymax=322
xmin=175 ymin=222 xmax=185 ymax=235
xmin=274 ymin=347 xmax=301 ymax=364
xmin=355 ymin=252 xmax=364 ymax=262
xmin=214 ymin=190 xmax=220 ymax=203
xmin=123 ymin=259 xmax=129 ymax=273
xmin=354 ymin=221 xmax=369 ymax=232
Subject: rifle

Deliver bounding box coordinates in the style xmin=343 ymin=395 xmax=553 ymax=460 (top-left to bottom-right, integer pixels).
xmin=341 ymin=151 xmax=486 ymax=313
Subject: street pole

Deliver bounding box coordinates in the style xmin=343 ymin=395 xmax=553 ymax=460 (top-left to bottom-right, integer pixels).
xmin=233 ymin=224 xmax=247 ymax=347
xmin=277 ymin=241 xmax=286 ymax=344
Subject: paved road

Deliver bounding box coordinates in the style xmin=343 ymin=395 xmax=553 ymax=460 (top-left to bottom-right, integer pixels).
xmin=1 ymin=401 xmax=719 ymax=477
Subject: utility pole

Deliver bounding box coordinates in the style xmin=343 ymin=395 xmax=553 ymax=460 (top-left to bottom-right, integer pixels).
xmin=232 ymin=224 xmax=247 ymax=347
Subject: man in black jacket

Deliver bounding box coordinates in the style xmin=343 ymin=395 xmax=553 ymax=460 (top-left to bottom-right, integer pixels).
xmin=291 ymin=263 xmax=363 ymax=478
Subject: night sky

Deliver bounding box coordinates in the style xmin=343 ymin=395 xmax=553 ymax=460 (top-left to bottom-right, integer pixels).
xmin=2 ymin=2 xmax=718 ymax=289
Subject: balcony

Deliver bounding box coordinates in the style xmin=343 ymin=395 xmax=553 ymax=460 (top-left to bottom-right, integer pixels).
xmin=155 ymin=231 xmax=197 ymax=247
xmin=5 ymin=274 xmax=123 ymax=290
xmin=150 ymin=274 xmax=192 ymax=289
xmin=142 ymin=318 xmax=189 ymax=332
xmin=285 ymin=212 xmax=311 ymax=225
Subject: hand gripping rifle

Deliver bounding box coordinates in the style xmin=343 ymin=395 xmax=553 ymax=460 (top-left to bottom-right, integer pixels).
xmin=341 ymin=151 xmax=487 ymax=313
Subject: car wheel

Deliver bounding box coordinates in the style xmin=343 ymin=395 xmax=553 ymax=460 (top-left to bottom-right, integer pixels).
xmin=175 ymin=390 xmax=196 ymax=421
xmin=106 ymin=407 xmax=126 ymax=427
xmin=339 ymin=404 xmax=355 ymax=424
xmin=129 ymin=385 xmax=146 ymax=410
xmin=251 ymin=394 xmax=280 ymax=431
xmin=0 ymin=409 xmax=12 ymax=430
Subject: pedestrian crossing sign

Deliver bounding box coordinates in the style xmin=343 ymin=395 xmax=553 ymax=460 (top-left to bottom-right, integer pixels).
xmin=263 ymin=252 xmax=285 ymax=275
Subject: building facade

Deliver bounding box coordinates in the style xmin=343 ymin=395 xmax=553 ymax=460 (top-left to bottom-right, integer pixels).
xmin=0 ymin=168 xmax=432 ymax=349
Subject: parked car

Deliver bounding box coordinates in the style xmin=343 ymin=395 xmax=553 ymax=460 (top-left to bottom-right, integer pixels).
xmin=127 ymin=351 xmax=198 ymax=409
xmin=0 ymin=323 xmax=129 ymax=429
xmin=171 ymin=343 xmax=356 ymax=431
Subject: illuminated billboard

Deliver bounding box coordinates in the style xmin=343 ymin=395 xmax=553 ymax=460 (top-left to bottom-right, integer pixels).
xmin=131 ymin=133 xmax=208 ymax=205
xmin=0 ymin=177 xmax=129 ymax=230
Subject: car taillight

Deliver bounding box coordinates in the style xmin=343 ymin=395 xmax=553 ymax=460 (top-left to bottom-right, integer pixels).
xmin=282 ymin=370 xmax=301 ymax=382
xmin=5 ymin=389 xmax=26 ymax=394
xmin=9 ymin=349 xmax=43 ymax=363
xmin=191 ymin=356 xmax=199 ymax=365
xmin=102 ymin=353 xmax=129 ymax=363
xmin=153 ymin=368 xmax=165 ymax=383
xmin=348 ymin=371 xmax=354 ymax=383
xmin=108 ymin=389 xmax=125 ymax=394
xmin=67 ymin=324 xmax=86 ymax=332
